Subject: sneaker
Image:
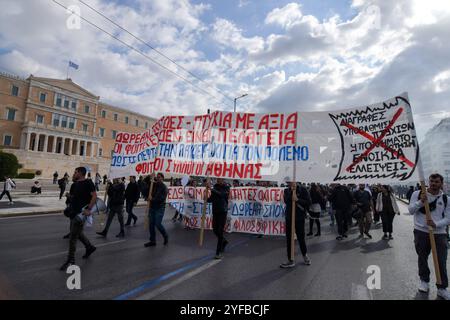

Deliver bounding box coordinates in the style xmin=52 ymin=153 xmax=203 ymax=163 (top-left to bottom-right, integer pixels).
xmin=163 ymin=236 xmax=169 ymax=245
xmin=9 ymin=201 xmax=14 ymax=205
xmin=63 ymin=233 xmax=71 ymax=239
xmin=116 ymin=232 xmax=125 ymax=238
xmin=342 ymin=234 xmax=348 ymax=238
xmin=437 ymin=288 xmax=450 ymax=300
xmin=82 ymin=246 xmax=96 ymax=259
xmin=280 ymin=260 xmax=295 ymax=268
xmin=133 ymin=217 xmax=138 ymax=225
xmin=336 ymin=236 xmax=343 ymax=241
xmin=221 ymin=239 xmax=228 ymax=252
xmin=214 ymin=253 xmax=223 ymax=260
xmin=358 ymin=233 xmax=364 ymax=239
xmin=418 ymin=281 xmax=429 ymax=293
xmin=389 ymin=234 xmax=394 ymax=240
xmin=314 ymin=232 xmax=321 ymax=237
xmin=307 ymin=232 xmax=313 ymax=236
xmin=59 ymin=260 xmax=74 ymax=271
xmin=96 ymin=231 xmax=106 ymax=237
xmin=144 ymin=241 xmax=156 ymax=247
xmin=382 ymin=234 xmax=389 ymax=240
xmin=364 ymin=232 xmax=372 ymax=239
xmin=303 ymin=255 xmax=311 ymax=265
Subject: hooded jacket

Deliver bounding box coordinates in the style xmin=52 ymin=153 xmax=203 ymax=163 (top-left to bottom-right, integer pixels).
xmin=408 ymin=190 xmax=450 ymax=234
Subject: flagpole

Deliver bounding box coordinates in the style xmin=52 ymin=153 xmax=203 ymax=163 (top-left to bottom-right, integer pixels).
xmin=66 ymin=63 xmax=70 ymax=79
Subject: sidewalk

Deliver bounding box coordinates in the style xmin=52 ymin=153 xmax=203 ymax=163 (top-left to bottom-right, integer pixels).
xmin=0 ymin=194 xmax=147 ymax=218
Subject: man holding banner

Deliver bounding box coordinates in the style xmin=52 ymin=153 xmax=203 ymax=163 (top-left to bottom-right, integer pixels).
xmin=408 ymin=173 xmax=450 ymax=300
xmin=144 ymin=173 xmax=169 ymax=247
xmin=280 ymin=181 xmax=311 ymax=268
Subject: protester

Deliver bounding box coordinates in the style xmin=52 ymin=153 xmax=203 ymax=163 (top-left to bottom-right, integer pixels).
xmin=58 ymin=176 xmax=68 ymax=200
xmin=137 ymin=176 xmax=145 ymax=199
xmin=307 ymin=183 xmax=323 ymax=237
xmin=144 ymin=173 xmax=169 ymax=247
xmin=53 ymin=171 xmax=58 ymax=184
xmin=94 ymin=173 xmax=101 ymax=192
xmin=376 ymin=185 xmax=399 ymax=240
xmin=354 ymin=184 xmax=373 ymax=239
xmin=31 ymin=180 xmax=42 ymax=194
xmin=280 ymin=181 xmax=312 ymax=268
xmin=97 ymin=178 xmax=125 ymax=238
xmin=103 ymin=174 xmax=108 ymax=185
xmin=125 ymin=176 xmax=140 ymax=226
xmin=371 ymin=185 xmax=381 ymax=225
xmin=329 ymin=184 xmax=354 ymax=240
xmin=0 ymin=176 xmax=15 ymax=205
xmin=406 ymin=186 xmax=415 ymax=203
xmin=408 ymin=173 xmax=450 ymax=300
xmin=206 ymin=178 xmax=230 ymax=259
xmin=60 ymin=167 xmax=97 ymax=271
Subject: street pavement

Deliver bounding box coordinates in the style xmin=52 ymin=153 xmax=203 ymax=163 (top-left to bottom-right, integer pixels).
xmin=0 ymin=200 xmax=445 ymax=300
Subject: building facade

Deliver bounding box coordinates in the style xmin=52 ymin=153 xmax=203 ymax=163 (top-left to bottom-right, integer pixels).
xmin=0 ymin=72 xmax=156 ymax=178
xmin=420 ymin=117 xmax=450 ymax=191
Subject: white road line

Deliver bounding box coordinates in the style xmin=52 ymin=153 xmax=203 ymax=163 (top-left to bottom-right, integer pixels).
xmin=136 ymin=259 xmax=222 ymax=300
xmin=351 ymin=283 xmax=373 ymax=300
xmin=0 ymin=213 xmax=62 ymax=220
xmin=21 ymin=240 xmax=126 ymax=263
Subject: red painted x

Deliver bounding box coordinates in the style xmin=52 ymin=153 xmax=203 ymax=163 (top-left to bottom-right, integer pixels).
xmin=341 ymin=107 xmax=415 ymax=172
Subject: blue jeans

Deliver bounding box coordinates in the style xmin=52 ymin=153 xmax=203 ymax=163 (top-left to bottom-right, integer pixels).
xmin=149 ymin=206 xmax=168 ymax=243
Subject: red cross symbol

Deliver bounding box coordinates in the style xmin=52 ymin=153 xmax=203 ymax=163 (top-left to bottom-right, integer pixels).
xmin=341 ymin=107 xmax=415 ymax=172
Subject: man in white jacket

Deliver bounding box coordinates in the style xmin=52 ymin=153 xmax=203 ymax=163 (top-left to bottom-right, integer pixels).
xmin=408 ymin=173 xmax=450 ymax=300
xmin=0 ymin=176 xmax=15 ymax=205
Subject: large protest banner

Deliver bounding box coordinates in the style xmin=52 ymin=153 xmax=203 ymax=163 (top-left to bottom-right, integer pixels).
xmin=168 ymin=186 xmax=286 ymax=236
xmin=110 ymin=93 xmax=418 ymax=184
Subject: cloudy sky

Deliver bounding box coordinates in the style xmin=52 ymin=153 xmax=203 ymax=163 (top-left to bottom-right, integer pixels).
xmin=1 ymin=0 xmax=450 ymax=140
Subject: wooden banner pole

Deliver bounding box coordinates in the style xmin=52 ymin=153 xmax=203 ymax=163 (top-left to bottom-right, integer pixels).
xmin=290 ymin=112 xmax=298 ymax=262
xmin=144 ymin=174 xmax=155 ymax=231
xmin=199 ymin=178 xmax=210 ymax=246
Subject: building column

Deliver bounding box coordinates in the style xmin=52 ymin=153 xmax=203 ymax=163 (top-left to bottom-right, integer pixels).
xmin=43 ymin=135 xmax=49 ymax=153
xmin=90 ymin=142 xmax=94 ymax=157
xmin=83 ymin=140 xmax=87 ymax=156
xmin=25 ymin=132 xmax=31 ymax=151
xmin=33 ymin=134 xmax=39 ymax=151
xmin=52 ymin=136 xmax=57 ymax=153
xmin=76 ymin=139 xmax=80 ymax=156
xmin=68 ymin=139 xmax=73 ymax=156
xmin=61 ymin=137 xmax=66 ymax=154
xmin=96 ymin=143 xmax=100 ymax=157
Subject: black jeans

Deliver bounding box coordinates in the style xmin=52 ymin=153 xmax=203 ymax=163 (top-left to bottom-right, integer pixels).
xmin=381 ymin=212 xmax=395 ymax=233
xmin=414 ymin=229 xmax=448 ymax=289
xmin=103 ymin=205 xmax=124 ymax=234
xmin=335 ymin=209 xmax=349 ymax=236
xmin=285 ymin=214 xmax=307 ymax=260
xmin=59 ymin=187 xmax=66 ymax=200
xmin=125 ymin=200 xmax=137 ymax=225
xmin=308 ymin=217 xmax=321 ymax=234
xmin=68 ymin=217 xmax=93 ymax=262
xmin=0 ymin=190 xmax=12 ymax=202
xmin=212 ymin=212 xmax=227 ymax=255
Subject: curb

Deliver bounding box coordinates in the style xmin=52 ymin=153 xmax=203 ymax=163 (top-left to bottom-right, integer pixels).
xmin=395 ymin=196 xmax=409 ymax=205
xmin=0 ymin=203 xmax=149 ymax=219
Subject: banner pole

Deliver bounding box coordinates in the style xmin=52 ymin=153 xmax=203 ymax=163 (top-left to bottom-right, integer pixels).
xmin=290 ymin=112 xmax=298 ymax=262
xmin=97 ymin=181 xmax=108 ymax=232
xmin=199 ymin=178 xmax=209 ymax=246
xmin=405 ymin=96 xmax=441 ymax=285
xmin=145 ymin=174 xmax=155 ymax=231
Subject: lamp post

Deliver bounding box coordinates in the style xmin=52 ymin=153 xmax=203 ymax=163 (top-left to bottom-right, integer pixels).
xmin=234 ymin=93 xmax=248 ymax=113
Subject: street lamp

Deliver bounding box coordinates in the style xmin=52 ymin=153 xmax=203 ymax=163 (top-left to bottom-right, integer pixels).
xmin=234 ymin=93 xmax=248 ymax=113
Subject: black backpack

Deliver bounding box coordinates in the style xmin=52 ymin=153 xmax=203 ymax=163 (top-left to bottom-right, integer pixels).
xmin=418 ymin=191 xmax=448 ymax=218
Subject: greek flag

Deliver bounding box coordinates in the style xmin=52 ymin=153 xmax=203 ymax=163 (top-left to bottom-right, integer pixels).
xmin=69 ymin=61 xmax=79 ymax=70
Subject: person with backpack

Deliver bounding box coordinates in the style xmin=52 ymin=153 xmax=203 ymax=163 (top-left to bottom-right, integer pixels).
xmin=354 ymin=184 xmax=374 ymax=239
xmin=0 ymin=176 xmax=16 ymax=205
xmin=376 ymin=185 xmax=399 ymax=240
xmin=53 ymin=171 xmax=58 ymax=184
xmin=408 ymin=173 xmax=450 ymax=300
xmin=329 ymin=184 xmax=354 ymax=240
xmin=97 ymin=178 xmax=126 ymax=238
xmin=58 ymin=176 xmax=68 ymax=200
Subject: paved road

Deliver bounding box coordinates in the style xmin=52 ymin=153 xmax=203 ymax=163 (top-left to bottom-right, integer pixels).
xmin=0 ymin=201 xmax=444 ymax=300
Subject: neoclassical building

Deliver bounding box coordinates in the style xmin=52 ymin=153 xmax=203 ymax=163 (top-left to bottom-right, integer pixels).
xmin=0 ymin=72 xmax=156 ymax=178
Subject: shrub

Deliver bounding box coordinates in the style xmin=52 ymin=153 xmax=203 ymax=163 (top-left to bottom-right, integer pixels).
xmin=35 ymin=170 xmax=42 ymax=176
xmin=0 ymin=151 xmax=20 ymax=179
xmin=17 ymin=173 xmax=35 ymax=179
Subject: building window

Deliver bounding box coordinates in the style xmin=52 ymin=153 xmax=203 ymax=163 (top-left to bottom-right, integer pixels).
xmin=3 ymin=135 xmax=12 ymax=146
xmin=6 ymin=108 xmax=16 ymax=121
xmin=56 ymin=94 xmax=62 ymax=107
xmin=64 ymin=100 xmax=69 ymax=108
xmin=61 ymin=115 xmax=68 ymax=128
xmin=101 ymin=110 xmax=106 ymax=118
xmin=82 ymin=124 xmax=88 ymax=132
xmin=71 ymin=100 xmax=77 ymax=110
xmin=125 ymin=116 xmax=129 ymax=124
xmin=69 ymin=118 xmax=75 ymax=129
xmin=99 ymin=148 xmax=103 ymax=156
xmin=84 ymin=105 xmax=90 ymax=113
xmin=145 ymin=122 xmax=148 ymax=129
xmin=112 ymin=130 xmax=117 ymax=139
xmin=99 ymin=128 xmax=105 ymax=137
xmin=135 ymin=119 xmax=139 ymax=126
xmin=36 ymin=114 xmax=44 ymax=124
xmin=11 ymin=85 xmax=19 ymax=96
xmin=53 ymin=114 xmax=60 ymax=127
xmin=40 ymin=93 xmax=46 ymax=103
xmin=114 ymin=113 xmax=118 ymax=121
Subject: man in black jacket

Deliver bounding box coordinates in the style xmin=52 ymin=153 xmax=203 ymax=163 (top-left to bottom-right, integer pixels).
xmin=144 ymin=173 xmax=169 ymax=247
xmin=125 ymin=176 xmax=140 ymax=226
xmin=330 ymin=184 xmax=355 ymax=240
xmin=207 ymin=178 xmax=230 ymax=259
xmin=280 ymin=181 xmax=312 ymax=268
xmin=60 ymin=167 xmax=97 ymax=271
xmin=97 ymin=178 xmax=126 ymax=238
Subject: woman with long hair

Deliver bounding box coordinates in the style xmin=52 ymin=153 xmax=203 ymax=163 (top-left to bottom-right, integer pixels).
xmin=307 ymin=183 xmax=324 ymax=237
xmin=376 ymin=185 xmax=400 ymax=240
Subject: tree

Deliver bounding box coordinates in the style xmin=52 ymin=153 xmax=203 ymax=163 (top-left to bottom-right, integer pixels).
xmin=0 ymin=151 xmax=20 ymax=179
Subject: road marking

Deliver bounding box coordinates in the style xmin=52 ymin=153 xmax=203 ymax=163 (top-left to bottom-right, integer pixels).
xmin=114 ymin=238 xmax=250 ymax=300
xmin=0 ymin=213 xmax=62 ymax=220
xmin=22 ymin=240 xmax=126 ymax=263
xmin=351 ymin=283 xmax=373 ymax=300
xmin=136 ymin=259 xmax=222 ymax=300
